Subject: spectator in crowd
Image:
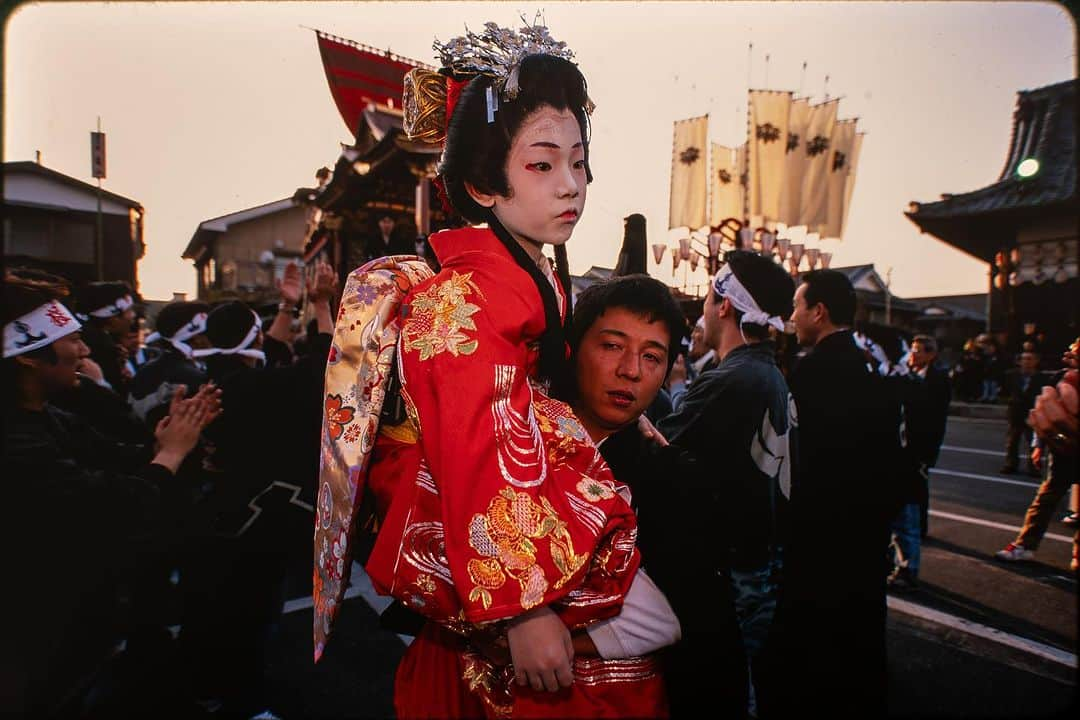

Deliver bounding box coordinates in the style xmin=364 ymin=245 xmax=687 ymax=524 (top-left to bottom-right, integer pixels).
xmin=179 ymin=261 xmax=337 ymax=718
xmin=1000 ymin=349 xmax=1051 ymax=476
xmin=887 ymin=335 xmax=952 ymax=591
xmin=1 ymin=272 xmax=219 ymax=717
xmin=121 ymin=312 xmax=157 ymax=379
xmin=74 ymin=280 xmax=138 ymax=394
xmin=951 ymin=338 xmax=985 ymax=403
xmin=996 ymin=337 xmax=1079 ymax=570
xmin=4 ymin=271 xmax=149 ymax=446
xmin=685 ymin=315 xmax=718 ymax=380
xmin=364 ymin=213 xmax=416 ymax=261
xmin=976 ymin=334 xmax=1003 ymax=402
xmin=774 ymin=269 xmax=905 ymax=718
xmin=667 ymin=315 xmax=719 ymax=412
xmin=130 ymin=300 xmax=211 ymax=428
xmin=561 ymin=274 xmax=688 ymax=701
xmin=656 ymin=252 xmax=796 ymax=718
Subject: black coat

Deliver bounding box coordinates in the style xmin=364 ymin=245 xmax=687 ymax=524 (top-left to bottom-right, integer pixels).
xmin=657 ymin=342 xmax=794 ymax=570
xmin=772 ymin=330 xmax=905 ymax=717
xmin=1003 ymin=368 xmax=1052 ymax=424
xmin=199 ymin=333 xmax=331 ymax=544
xmin=1 ymin=405 xmax=182 ymax=716
xmin=129 ymin=343 xmax=209 ymax=429
xmin=51 ymin=375 xmax=152 ymax=447
xmin=598 ymin=426 xmax=748 ymax=718
xmin=906 ymin=363 xmax=952 ymax=468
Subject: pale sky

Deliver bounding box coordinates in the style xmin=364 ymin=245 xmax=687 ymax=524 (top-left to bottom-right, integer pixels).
xmin=4 ymin=1 xmax=1076 ymax=301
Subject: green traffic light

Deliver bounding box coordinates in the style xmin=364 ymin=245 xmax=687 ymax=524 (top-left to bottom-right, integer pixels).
xmin=1016 ymin=158 xmax=1040 ymax=178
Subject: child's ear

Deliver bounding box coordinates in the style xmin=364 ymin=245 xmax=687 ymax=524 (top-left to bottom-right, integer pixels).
xmin=465 ymin=181 xmax=497 ymax=209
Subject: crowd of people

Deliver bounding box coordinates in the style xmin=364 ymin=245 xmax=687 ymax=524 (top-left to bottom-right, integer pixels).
xmin=3 ymin=261 xmax=341 ymax=718
xmin=5 ymin=19 xmax=1079 ymax=720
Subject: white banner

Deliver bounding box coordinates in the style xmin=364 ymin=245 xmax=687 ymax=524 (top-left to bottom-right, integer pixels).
xmin=834 ymin=131 xmax=864 ymax=241
xmin=797 ymin=99 xmax=839 ymax=229
xmin=747 ymin=90 xmax=793 ymax=225
xmin=821 ymin=119 xmax=858 ymax=239
xmin=710 ymin=143 xmax=742 ymax=225
xmin=669 ymin=115 xmax=709 ymax=230
xmin=778 ymin=98 xmax=812 ymax=227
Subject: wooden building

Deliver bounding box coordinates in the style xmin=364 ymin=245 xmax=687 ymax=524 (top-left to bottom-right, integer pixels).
xmin=906 ymin=79 xmax=1078 ymax=355
xmin=293 ymin=104 xmax=454 ymax=288
xmin=2 ymin=160 xmax=145 ymax=291
xmin=182 ymin=198 xmax=308 ymax=305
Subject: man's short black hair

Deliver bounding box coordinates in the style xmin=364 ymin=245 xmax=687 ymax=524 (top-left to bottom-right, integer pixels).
xmin=912 ymin=334 xmax=937 ymax=354
xmin=570 ymin=274 xmax=686 ymax=372
xmin=801 ymin=269 xmax=856 ymax=327
xmin=154 ymin=301 xmax=211 ymax=338
xmin=717 ymin=251 xmax=796 ymax=340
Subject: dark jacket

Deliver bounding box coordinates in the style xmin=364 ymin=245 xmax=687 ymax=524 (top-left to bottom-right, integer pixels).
xmin=906 ymin=362 xmax=952 ymax=468
xmin=199 ymin=333 xmax=331 ymax=543
xmin=774 ymin=329 xmax=905 ymax=716
xmin=597 ymin=425 xmax=748 ymax=719
xmin=364 ymin=231 xmax=416 ymax=262
xmin=657 ymin=341 xmax=795 ymax=570
xmin=1 ymin=405 xmax=182 ymax=716
xmin=129 ymin=343 xmax=209 ymax=429
xmin=51 ymin=375 xmax=153 ymax=447
xmin=1003 ymin=368 xmax=1052 ymax=423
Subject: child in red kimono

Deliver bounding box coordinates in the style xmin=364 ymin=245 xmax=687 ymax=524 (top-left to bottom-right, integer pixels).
xmin=315 ymin=20 xmax=671 ymax=719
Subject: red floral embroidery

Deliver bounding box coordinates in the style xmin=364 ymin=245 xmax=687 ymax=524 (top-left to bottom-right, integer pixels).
xmin=325 ymin=394 xmax=356 ymax=441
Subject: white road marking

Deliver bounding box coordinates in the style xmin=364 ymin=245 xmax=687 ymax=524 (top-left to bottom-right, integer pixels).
xmin=284 ymin=562 xmax=410 ymax=645
xmin=929 ymin=509 xmax=1075 ymax=544
xmin=888 ymin=595 xmax=1077 ymax=669
xmin=931 ymin=468 xmax=1040 ymax=488
xmin=940 ymin=444 xmax=1005 ymax=457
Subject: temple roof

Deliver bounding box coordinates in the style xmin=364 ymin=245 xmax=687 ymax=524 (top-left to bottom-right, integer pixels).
xmin=905 ymin=79 xmax=1077 ymax=261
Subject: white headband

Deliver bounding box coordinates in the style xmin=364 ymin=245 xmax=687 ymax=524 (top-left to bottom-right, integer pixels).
xmin=146 ymin=312 xmax=208 ymax=359
xmin=191 ymin=310 xmax=265 ymax=362
xmin=712 ymin=264 xmax=786 ymax=333
xmin=3 ymin=300 xmax=82 ymax=358
xmin=88 ymin=294 xmax=134 ymax=319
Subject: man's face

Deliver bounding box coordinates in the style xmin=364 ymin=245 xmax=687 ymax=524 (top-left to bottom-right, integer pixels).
xmin=789 ymin=283 xmax=819 ymax=346
xmin=573 ymin=307 xmax=670 ymax=441
xmin=701 ymin=290 xmax=724 ymax=351
xmin=378 ymin=216 xmax=395 ymax=237
xmin=104 ymin=308 xmax=135 ymax=338
xmin=1019 ymin=352 xmax=1038 ymax=374
xmin=490 ymin=106 xmax=587 ymax=252
xmin=120 ymin=326 xmax=141 ymax=353
xmin=35 ymin=333 xmax=90 ymax=393
xmin=909 ymin=341 xmax=936 ymax=370
xmin=688 ymin=322 xmax=706 ymax=360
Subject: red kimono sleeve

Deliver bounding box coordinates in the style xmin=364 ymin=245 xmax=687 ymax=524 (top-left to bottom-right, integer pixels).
xmin=369 ymin=261 xmax=639 ymax=627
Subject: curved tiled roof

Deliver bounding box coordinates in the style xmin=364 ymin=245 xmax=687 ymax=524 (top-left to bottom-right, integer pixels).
xmin=907 ymin=79 xmax=1076 ymax=222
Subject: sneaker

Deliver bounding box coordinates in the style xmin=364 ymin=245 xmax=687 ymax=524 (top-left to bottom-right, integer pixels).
xmin=998 ymin=465 xmax=1018 ymax=475
xmin=887 ymin=566 xmax=919 ymax=591
xmin=1062 ymin=512 xmax=1078 ymax=527
xmin=1070 ymin=558 xmax=1078 ymax=573
xmin=995 ymin=542 xmax=1034 ymax=562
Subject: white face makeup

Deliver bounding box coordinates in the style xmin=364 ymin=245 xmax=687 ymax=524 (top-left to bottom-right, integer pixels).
xmin=486 ymin=106 xmax=587 ymax=261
